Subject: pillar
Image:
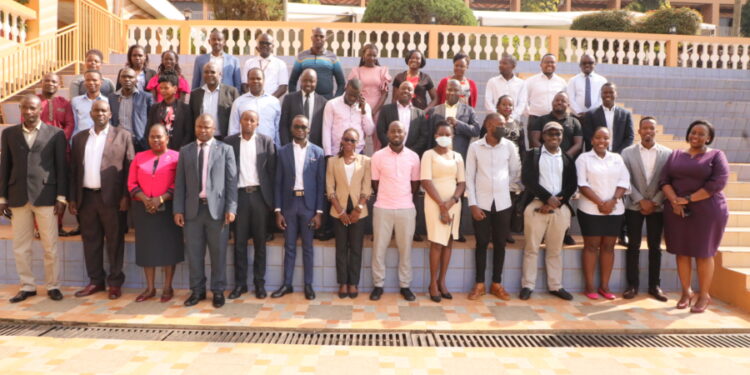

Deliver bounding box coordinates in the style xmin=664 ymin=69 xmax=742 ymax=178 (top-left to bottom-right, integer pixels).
xmin=511 ymin=0 xmax=521 ymax=12
xmin=607 ymin=0 xmax=622 ymax=10
xmin=701 ymin=2 xmax=720 ymax=26
xmin=25 ymin=0 xmax=57 ymax=41
xmin=562 ymin=0 xmax=572 ymax=12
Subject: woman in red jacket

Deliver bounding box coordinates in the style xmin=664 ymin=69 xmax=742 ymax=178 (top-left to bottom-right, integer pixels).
xmin=436 ymin=53 xmax=477 ymax=108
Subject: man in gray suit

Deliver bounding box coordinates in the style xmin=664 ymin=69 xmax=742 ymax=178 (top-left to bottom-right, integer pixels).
xmin=621 ymin=116 xmax=671 ymax=302
xmin=425 ymin=79 xmax=480 ymax=159
xmin=174 ymin=114 xmax=238 ymax=308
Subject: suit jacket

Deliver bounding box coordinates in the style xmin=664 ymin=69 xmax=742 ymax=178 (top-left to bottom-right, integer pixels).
xmin=279 ymin=91 xmax=327 ymax=146
xmin=582 ymin=105 xmax=634 ymax=153
xmin=376 ymin=103 xmax=429 ymax=156
xmin=325 ymin=154 xmax=372 ymax=218
xmin=188 ymin=84 xmax=240 ymax=138
xmin=147 ymin=101 xmax=194 ymax=151
xmin=621 ymin=143 xmax=672 ymax=212
xmin=116 ymin=68 xmax=157 ymax=91
xmin=192 ymin=53 xmax=242 ymax=91
xmin=425 ymin=103 xmax=480 ymax=158
xmin=173 ymin=140 xmax=238 ymax=221
xmin=108 ymin=90 xmax=154 ymax=151
xmin=224 ymin=133 xmax=276 ymax=208
xmin=69 ymin=125 xmax=134 ymax=209
xmin=0 ymin=123 xmax=67 ymax=207
xmin=522 ymin=147 xmax=578 ymax=211
xmin=274 ymin=142 xmax=326 ymax=212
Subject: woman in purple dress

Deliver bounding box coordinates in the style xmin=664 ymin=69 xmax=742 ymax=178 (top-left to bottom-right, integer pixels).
xmin=660 ymin=120 xmax=729 ymax=314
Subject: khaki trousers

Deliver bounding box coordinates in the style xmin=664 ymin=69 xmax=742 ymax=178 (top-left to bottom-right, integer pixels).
xmin=371 ymin=207 xmax=416 ymax=288
xmin=522 ymin=200 xmax=571 ymax=291
xmin=10 ymin=203 xmax=60 ymax=291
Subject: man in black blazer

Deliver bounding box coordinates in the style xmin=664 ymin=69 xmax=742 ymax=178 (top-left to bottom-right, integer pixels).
xmin=189 ymin=62 xmax=240 ymax=140
xmin=376 ymin=81 xmax=429 ymax=156
xmin=425 ymin=79 xmax=480 ymax=159
xmin=146 ymin=71 xmax=193 ymax=151
xmin=0 ymin=95 xmax=68 ymax=303
xmin=224 ymin=110 xmax=276 ymax=300
xmin=279 ymin=68 xmax=327 ymax=146
xmin=582 ymin=82 xmax=634 ymax=154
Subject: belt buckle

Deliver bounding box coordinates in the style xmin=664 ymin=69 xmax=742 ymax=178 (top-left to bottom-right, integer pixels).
xmin=294 ymin=190 xmax=304 ymax=197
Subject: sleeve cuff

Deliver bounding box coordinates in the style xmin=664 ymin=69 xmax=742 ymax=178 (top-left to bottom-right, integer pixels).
xmin=56 ymin=196 xmax=67 ymax=204
xmin=316 ymin=210 xmax=323 ymax=214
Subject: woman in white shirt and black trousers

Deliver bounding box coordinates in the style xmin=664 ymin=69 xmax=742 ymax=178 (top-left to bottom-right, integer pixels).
xmin=576 ymin=127 xmax=630 ymax=301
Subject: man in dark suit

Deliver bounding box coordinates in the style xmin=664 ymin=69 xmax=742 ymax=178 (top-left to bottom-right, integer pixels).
xmin=109 ymin=67 xmax=153 ymax=152
xmin=425 ymin=79 xmax=480 ymax=159
xmin=582 ymin=82 xmax=634 ymax=154
xmin=0 ymin=95 xmax=68 ymax=303
xmin=224 ymin=110 xmax=276 ymax=300
xmin=271 ymin=115 xmax=326 ymax=300
xmin=189 ymin=62 xmax=240 ymax=140
xmin=68 ymin=100 xmax=134 ymax=300
xmin=376 ymin=81 xmax=429 ymax=156
xmin=279 ymin=69 xmax=327 ymax=147
xmin=174 ymin=114 xmax=238 ymax=308
xmin=147 ymin=71 xmax=193 ymax=151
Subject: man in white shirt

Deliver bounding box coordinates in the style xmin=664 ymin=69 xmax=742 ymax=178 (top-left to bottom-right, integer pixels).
xmin=484 ymin=53 xmax=525 ymax=121
xmin=242 ymin=33 xmax=289 ymax=98
xmin=228 ymin=68 xmax=282 ymax=146
xmin=566 ymin=54 xmax=607 ymax=117
xmin=189 ymin=62 xmax=240 ymax=140
xmin=519 ymin=54 xmax=567 ymax=146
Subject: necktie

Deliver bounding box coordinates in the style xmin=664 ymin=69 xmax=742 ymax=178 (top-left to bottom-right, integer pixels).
xmin=303 ymin=93 xmax=310 ymax=119
xmin=584 ymin=75 xmax=591 ymax=109
xmin=198 ymin=142 xmax=206 ymax=193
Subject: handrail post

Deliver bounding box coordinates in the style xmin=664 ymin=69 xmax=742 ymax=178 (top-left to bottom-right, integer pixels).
xmin=428 ymin=28 xmax=438 ymax=59
xmin=548 ymin=32 xmax=559 ymax=60
xmin=665 ymin=38 xmax=678 ymax=67
xmin=302 ymin=24 xmax=312 ymax=52
xmin=73 ymin=0 xmax=80 ymax=74
xmin=179 ymin=21 xmax=191 ymax=54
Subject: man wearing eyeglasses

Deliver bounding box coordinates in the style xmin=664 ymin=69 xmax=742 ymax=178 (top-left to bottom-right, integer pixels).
xmin=565 ymin=54 xmax=607 ymax=118
xmin=241 ymin=33 xmax=289 ymax=99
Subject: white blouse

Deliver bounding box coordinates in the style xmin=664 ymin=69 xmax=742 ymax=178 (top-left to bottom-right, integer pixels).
xmin=575 ymin=150 xmax=630 ymax=216
xmin=344 ymin=161 xmax=356 ymax=185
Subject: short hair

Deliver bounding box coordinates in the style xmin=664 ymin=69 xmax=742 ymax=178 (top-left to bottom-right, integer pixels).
xmin=387 ymin=120 xmax=403 ymax=132
xmin=483 ymin=112 xmax=502 ymax=129
xmin=685 ymin=120 xmax=715 ymax=145
xmin=500 ymin=53 xmax=516 ymax=67
xmin=240 ymin=109 xmax=258 ymax=120
xmin=496 ymin=94 xmax=513 ymax=107
xmin=157 ymin=70 xmax=179 ymax=86
xmin=433 ymin=120 xmax=452 ymax=135
xmin=195 ymin=113 xmax=216 ymax=126
xmin=404 ymin=50 xmax=426 ymax=68
xmin=639 ymin=116 xmax=657 ymax=127
xmin=85 ymin=49 xmax=104 ymax=61
xmin=358 ymin=44 xmax=380 ymax=67
xmin=347 ymin=78 xmax=362 ymax=91
xmin=149 ymin=123 xmax=168 ymax=135
xmin=292 ymin=114 xmax=309 ymax=124
xmin=126 ymin=44 xmax=149 ymax=69
xmin=601 ymin=82 xmax=617 ymax=92
xmin=84 ymin=70 xmax=102 ymax=79
xmin=453 ymin=52 xmax=469 ymax=64
xmin=447 ymin=79 xmax=461 ymax=88
xmin=246 ymin=67 xmax=265 ymax=79
xmin=541 ymin=53 xmax=556 ymax=62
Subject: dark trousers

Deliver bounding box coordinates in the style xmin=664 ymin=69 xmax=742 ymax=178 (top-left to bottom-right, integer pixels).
xmin=184 ymin=203 xmax=228 ymax=294
xmin=282 ymin=196 xmax=315 ymax=286
xmin=527 ymin=115 xmax=540 ymax=145
xmin=79 ymin=189 xmax=125 ymax=287
xmin=332 ymin=199 xmax=365 ymax=285
xmin=473 ymin=204 xmax=512 ymax=284
xmin=234 ymin=189 xmax=269 ymax=288
xmin=625 ymin=209 xmax=664 ymax=289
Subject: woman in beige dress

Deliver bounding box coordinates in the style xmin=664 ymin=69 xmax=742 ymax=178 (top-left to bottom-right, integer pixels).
xmin=421 ymin=121 xmax=466 ymax=303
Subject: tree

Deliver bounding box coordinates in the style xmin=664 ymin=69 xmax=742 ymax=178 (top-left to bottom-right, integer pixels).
xmin=206 ymin=0 xmax=283 ymax=21
xmin=521 ymin=0 xmax=559 ymax=12
xmin=625 ymin=0 xmax=671 ymax=12
xmin=362 ymin=0 xmax=477 ymax=26
xmin=633 ymin=7 xmax=702 ymax=35
xmin=571 ymin=11 xmax=634 ymax=32
xmin=741 ymin=0 xmax=750 ymax=36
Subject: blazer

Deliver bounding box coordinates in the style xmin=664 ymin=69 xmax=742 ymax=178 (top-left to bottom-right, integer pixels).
xmin=376 ymin=103 xmax=429 ymax=156
xmin=224 ymin=133 xmax=277 ymax=208
xmin=425 ymin=103 xmax=480 ymax=158
xmin=621 ymin=143 xmax=672 ymax=212
xmin=191 ymin=53 xmax=242 ymax=91
xmin=69 ymin=125 xmax=134 ymax=209
xmin=274 ymin=142 xmax=326 ymax=212
xmin=279 ymin=91 xmax=327 ymax=146
xmin=108 ymin=89 xmax=154 ymax=151
xmin=325 ymin=154 xmax=372 ymax=218
xmin=582 ymin=105 xmax=634 ymax=153
xmin=147 ymin=101 xmax=194 ymax=151
xmin=116 ymin=68 xmax=157 ymax=91
xmin=188 ymin=84 xmax=240 ymax=138
xmin=0 ymin=123 xmax=67 ymax=207
xmin=521 ymin=147 xmax=578 ymax=211
xmin=173 ymin=140 xmax=238 ymax=221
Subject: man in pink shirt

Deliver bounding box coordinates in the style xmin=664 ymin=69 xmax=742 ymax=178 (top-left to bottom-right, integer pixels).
xmin=321 ymin=79 xmax=375 ymax=156
xmin=369 ymin=120 xmax=420 ymax=302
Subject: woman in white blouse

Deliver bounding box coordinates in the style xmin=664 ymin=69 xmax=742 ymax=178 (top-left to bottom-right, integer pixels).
xmin=575 ymin=127 xmax=630 ymax=300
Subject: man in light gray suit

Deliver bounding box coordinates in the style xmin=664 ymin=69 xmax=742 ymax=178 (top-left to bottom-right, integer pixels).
xmin=425 ymin=79 xmax=480 ymax=159
xmin=174 ymin=114 xmax=238 ymax=308
xmin=621 ymin=116 xmax=671 ymax=302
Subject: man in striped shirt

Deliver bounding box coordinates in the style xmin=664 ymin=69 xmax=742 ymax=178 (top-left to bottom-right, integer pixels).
xmin=288 ymin=27 xmax=346 ymax=99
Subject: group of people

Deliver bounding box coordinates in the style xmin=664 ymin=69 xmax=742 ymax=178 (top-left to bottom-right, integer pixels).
xmin=0 ymin=28 xmax=729 ymax=315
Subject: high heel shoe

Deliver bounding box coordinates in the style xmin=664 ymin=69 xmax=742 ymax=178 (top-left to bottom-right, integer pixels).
xmin=429 ymin=285 xmax=441 ymax=303
xmin=439 ymin=287 xmax=453 ymax=300
xmin=690 ymin=296 xmax=711 ymax=313
xmin=135 ymin=289 xmax=156 ymax=302
xmin=676 ymin=291 xmax=695 ymax=309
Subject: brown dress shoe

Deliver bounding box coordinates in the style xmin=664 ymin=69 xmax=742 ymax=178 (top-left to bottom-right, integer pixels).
xmin=623 ymin=286 xmax=638 ymax=299
xmin=467 ymin=283 xmax=486 ymax=300
xmin=74 ymin=284 xmax=105 ymax=297
xmin=108 ymin=286 xmax=122 ymax=300
xmin=490 ymin=283 xmax=511 ymax=301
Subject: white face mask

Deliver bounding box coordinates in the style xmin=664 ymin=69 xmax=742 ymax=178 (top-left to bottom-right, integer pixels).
xmin=435 ymin=136 xmax=452 ymax=148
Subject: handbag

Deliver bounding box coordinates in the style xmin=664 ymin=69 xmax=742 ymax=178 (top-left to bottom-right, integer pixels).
xmin=510 ymin=191 xmax=527 ymax=233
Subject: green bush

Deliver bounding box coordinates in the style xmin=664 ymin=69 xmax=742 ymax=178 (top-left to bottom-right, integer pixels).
xmin=521 ymin=0 xmax=559 ymax=12
xmin=362 ymin=0 xmax=477 ymax=26
xmin=570 ymin=10 xmax=634 ymax=32
xmin=742 ymin=0 xmax=750 ymax=37
xmin=625 ymin=0 xmax=670 ymax=12
xmin=633 ymin=7 xmax=702 ymax=35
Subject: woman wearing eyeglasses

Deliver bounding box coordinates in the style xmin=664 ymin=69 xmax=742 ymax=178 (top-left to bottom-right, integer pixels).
xmin=326 ymin=128 xmax=372 ymax=299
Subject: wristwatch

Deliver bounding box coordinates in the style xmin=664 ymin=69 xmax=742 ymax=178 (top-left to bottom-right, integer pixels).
xmin=356 ymin=204 xmax=364 ymax=211
xmin=683 ymin=195 xmax=692 ymax=203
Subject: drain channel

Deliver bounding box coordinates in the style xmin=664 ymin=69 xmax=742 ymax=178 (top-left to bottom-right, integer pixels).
xmin=3 ymin=323 xmax=750 ymax=348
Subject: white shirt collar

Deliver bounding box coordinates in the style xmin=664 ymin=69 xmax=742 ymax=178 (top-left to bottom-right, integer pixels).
xmin=541 ymin=146 xmax=562 ymax=156
xmin=243 ymin=91 xmax=268 ymax=99
xmin=241 ymin=133 xmax=256 ymax=143
xmin=198 ymin=137 xmax=214 ymax=148
xmin=602 ymin=105 xmax=615 ymax=113
xmin=638 ymin=142 xmax=658 ymax=151
xmin=88 ymin=124 xmax=110 ymax=137
xmin=202 ymin=84 xmax=220 ymax=93
xmin=397 ymin=102 xmax=411 ymax=110
xmin=292 ymin=141 xmax=308 ymax=151
xmin=22 ymin=121 xmax=43 ymax=133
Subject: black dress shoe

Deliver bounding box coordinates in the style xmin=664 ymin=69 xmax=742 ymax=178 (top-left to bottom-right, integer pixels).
xmin=184 ymin=292 xmax=206 ymax=307
xmin=9 ymin=290 xmax=37 ymax=303
xmin=563 ymin=234 xmax=576 ymax=246
xmin=456 ymin=235 xmax=467 ymax=243
xmin=618 ymin=235 xmax=629 ymax=247
xmin=67 ymin=227 xmax=81 ymax=236
xmin=254 ymin=285 xmax=267 ymax=299
xmin=413 ymin=233 xmax=423 ymax=242
xmin=550 ymin=288 xmax=573 ymax=301
xmin=212 ymin=293 xmax=225 ymax=308
xmin=519 ymin=287 xmax=533 ymax=300
xmin=429 ymin=294 xmax=442 ymax=303
xmin=400 ymin=288 xmax=416 ymax=301
xmin=623 ymin=286 xmax=638 ymax=299
xmin=47 ymin=289 xmax=63 ymax=301
xmin=271 ymin=285 xmax=293 ymax=298
xmin=265 ymin=233 xmax=274 ymax=242
xmin=369 ymin=287 xmax=383 ymax=301
xmin=506 ymin=237 xmax=515 ymax=244
xmin=228 ymin=286 xmax=248 ymax=299
xmin=648 ymin=286 xmax=668 ymax=302
xmin=304 ymin=284 xmax=316 ymax=300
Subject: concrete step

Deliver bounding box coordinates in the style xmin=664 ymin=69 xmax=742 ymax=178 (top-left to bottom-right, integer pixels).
xmin=728 ymin=211 xmax=750 ymax=227
xmin=728 ymin=198 xmax=750 ymax=210
xmin=719 ymin=247 xmax=750 ymax=268
xmin=723 ymin=267 xmax=750 ymax=290
xmin=721 ymin=227 xmax=750 ymax=247
xmin=725 ymin=182 xmax=750 ymax=198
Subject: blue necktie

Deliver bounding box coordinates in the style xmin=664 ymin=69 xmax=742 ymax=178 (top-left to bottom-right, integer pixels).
xmin=584 ymin=75 xmax=592 ymax=109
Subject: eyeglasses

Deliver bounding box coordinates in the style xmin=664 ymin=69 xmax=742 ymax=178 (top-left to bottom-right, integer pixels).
xmin=292 ymin=125 xmax=308 ymax=130
xmin=342 ymin=137 xmax=358 ymax=144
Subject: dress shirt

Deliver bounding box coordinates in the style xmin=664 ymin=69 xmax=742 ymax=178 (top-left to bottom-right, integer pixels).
xmin=38 ymin=95 xmax=74 ymax=140
xmin=21 ymin=121 xmax=42 ymax=147
xmin=484 ymin=74 xmax=526 ymax=120
xmin=228 ymin=92 xmax=281 ymax=145
xmin=602 ymin=105 xmax=615 ymax=150
xmin=566 ymin=71 xmax=607 ymax=114
xmin=209 ymin=54 xmax=224 ymax=72
xmin=71 ymin=93 xmax=109 ymax=138
xmin=371 ymin=146 xmax=420 ymax=210
xmin=520 ymin=73 xmax=568 ymax=117
xmin=197 ymin=138 xmax=214 ymax=198
xmin=242 ymin=55 xmax=289 ymax=94
xmin=82 ymin=125 xmax=110 ymax=189
xmin=638 ymin=143 xmax=659 ymax=185
xmin=465 ymin=137 xmax=521 ymax=211
xmin=201 ymin=84 xmax=221 ymax=136
xmin=136 ymin=71 xmax=146 ymax=91
xmin=539 ymin=146 xmax=563 ymax=196
xmin=575 ymin=150 xmax=630 ymax=216
xmin=115 ymin=89 xmax=135 ymax=134
xmin=238 ymin=134 xmax=259 ymax=187
xmin=396 ymin=102 xmax=412 ymax=139
xmin=292 ymin=141 xmax=308 ymax=190
xmin=302 ymin=92 xmax=315 ymax=121
xmin=444 ymin=102 xmax=458 ymax=119
xmin=322 ymin=96 xmax=375 ymax=156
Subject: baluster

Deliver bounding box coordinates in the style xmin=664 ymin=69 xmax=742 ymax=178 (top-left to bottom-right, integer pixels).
xmin=562 ymin=37 xmax=574 ymax=62
xmin=416 ymin=31 xmax=427 ymax=56
xmin=2 ymin=11 xmax=10 ymax=42
xmin=395 ymin=31 xmax=406 ymax=58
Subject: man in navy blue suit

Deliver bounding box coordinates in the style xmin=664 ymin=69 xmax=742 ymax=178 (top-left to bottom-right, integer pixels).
xmin=271 ymin=115 xmax=326 ymax=300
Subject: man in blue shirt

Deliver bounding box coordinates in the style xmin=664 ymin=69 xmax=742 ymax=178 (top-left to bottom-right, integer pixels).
xmin=228 ymin=68 xmax=281 ymax=146
xmin=288 ymin=27 xmax=345 ymax=99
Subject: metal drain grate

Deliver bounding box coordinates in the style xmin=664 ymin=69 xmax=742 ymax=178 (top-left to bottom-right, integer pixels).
xmin=42 ymin=326 xmax=171 ymax=341
xmin=165 ymin=330 xmax=413 ymax=346
xmin=0 ymin=324 xmax=52 ymax=337
xmin=432 ymin=333 xmax=750 ymax=348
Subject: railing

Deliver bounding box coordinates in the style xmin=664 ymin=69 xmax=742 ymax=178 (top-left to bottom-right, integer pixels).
xmin=0 ymin=0 xmax=37 ymax=44
xmin=78 ymin=0 xmax=125 ymax=63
